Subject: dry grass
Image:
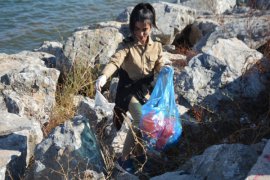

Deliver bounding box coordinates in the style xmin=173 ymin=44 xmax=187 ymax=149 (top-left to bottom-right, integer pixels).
xmin=170 ymin=46 xmax=198 ymax=72
xmin=42 ymin=61 xmax=100 ymax=136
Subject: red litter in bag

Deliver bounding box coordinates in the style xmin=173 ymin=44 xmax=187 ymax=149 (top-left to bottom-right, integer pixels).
xmin=156 ymin=117 xmax=174 ymax=150
xmin=140 ymin=111 xmax=163 ymax=138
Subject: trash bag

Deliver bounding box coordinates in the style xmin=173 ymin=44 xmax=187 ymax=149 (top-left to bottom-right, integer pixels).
xmin=95 ymin=90 xmax=110 ymax=110
xmin=139 ymin=66 xmax=182 ymax=151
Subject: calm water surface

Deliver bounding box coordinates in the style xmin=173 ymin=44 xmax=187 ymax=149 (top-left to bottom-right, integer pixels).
xmin=0 ymin=0 xmax=175 ymax=54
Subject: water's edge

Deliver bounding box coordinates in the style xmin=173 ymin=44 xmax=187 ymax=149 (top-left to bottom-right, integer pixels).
xmin=0 ymin=0 xmax=174 ymax=54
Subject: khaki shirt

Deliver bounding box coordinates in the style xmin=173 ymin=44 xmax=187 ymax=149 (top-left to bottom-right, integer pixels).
xmin=102 ymin=36 xmax=165 ymax=81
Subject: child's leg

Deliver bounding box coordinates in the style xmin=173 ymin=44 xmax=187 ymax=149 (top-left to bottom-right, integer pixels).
xmin=121 ymin=96 xmax=143 ymax=159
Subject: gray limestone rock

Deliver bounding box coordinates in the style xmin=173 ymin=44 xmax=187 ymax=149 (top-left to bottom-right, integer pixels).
xmin=246 ymin=139 xmax=270 ymax=180
xmin=180 ymin=144 xmax=259 ymax=180
xmin=28 ymin=115 xmax=105 ymax=179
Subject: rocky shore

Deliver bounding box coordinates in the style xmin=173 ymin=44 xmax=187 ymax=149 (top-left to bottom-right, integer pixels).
xmin=0 ymin=0 xmax=270 ymax=179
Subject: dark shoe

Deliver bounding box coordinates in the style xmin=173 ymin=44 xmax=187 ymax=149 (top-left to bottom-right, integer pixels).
xmin=113 ymin=106 xmax=126 ymax=131
xmin=115 ymin=157 xmax=135 ymax=174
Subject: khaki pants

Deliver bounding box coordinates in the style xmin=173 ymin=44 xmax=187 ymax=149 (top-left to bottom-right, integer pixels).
xmin=121 ymin=96 xmax=144 ymax=159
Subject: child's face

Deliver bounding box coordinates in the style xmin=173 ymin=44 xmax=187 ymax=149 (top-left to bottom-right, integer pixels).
xmin=134 ymin=21 xmax=151 ymax=45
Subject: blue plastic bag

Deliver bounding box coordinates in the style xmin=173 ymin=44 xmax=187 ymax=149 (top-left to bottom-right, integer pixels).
xmin=139 ymin=66 xmax=182 ymax=151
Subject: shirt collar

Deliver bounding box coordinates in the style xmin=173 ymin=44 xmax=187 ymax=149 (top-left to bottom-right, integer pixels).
xmin=133 ymin=36 xmax=154 ymax=46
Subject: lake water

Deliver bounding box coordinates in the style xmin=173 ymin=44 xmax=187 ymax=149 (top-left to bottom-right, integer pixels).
xmin=0 ymin=0 xmax=175 ymax=54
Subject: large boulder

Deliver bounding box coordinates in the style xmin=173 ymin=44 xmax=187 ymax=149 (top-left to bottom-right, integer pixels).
xmin=0 ymin=111 xmax=43 ymax=180
xmin=181 ymin=0 xmax=236 ymax=14
xmin=63 ymin=25 xmax=124 ymax=68
xmin=117 ymin=2 xmax=196 ymax=45
xmin=194 ymin=11 xmax=270 ymax=51
xmin=175 ymin=38 xmax=264 ymax=112
xmin=74 ymin=95 xmax=129 ymax=156
xmin=0 ymin=51 xmax=60 ymax=124
xmin=27 ymin=115 xmax=105 ymax=179
xmin=178 ymin=144 xmax=260 ymax=180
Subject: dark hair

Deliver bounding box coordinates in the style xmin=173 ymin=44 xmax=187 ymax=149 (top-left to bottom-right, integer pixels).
xmin=129 ymin=3 xmax=157 ymax=35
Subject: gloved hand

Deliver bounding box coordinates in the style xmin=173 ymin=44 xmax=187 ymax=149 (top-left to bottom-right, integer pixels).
xmin=95 ymin=75 xmax=107 ymax=91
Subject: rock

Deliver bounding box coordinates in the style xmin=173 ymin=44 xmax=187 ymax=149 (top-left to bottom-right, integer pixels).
xmin=75 ymin=95 xmax=129 ymax=157
xmin=0 ymin=150 xmax=21 ymax=180
xmin=180 ymin=144 xmax=259 ymax=180
xmin=0 ymin=51 xmax=60 ymax=124
xmin=0 ymin=111 xmax=32 ymax=136
xmin=237 ymin=0 xmax=270 ymax=10
xmin=246 ymin=139 xmax=270 ymax=180
xmin=0 ymin=112 xmax=43 ymax=180
xmin=34 ymin=41 xmax=64 ymax=69
xmin=151 ymin=171 xmax=203 ymax=180
xmin=85 ymin=21 xmax=130 ymax=38
xmin=175 ymin=38 xmax=264 ymax=112
xmin=27 ymin=115 xmax=105 ymax=179
xmin=75 ymin=95 xmax=114 ymax=128
xmin=63 ymin=26 xmax=124 ymax=68
xmin=114 ymin=171 xmax=139 ymax=180
xmin=181 ymin=0 xmax=236 ymax=14
xmin=195 ymin=11 xmax=270 ymax=51
xmin=34 ymin=41 xmax=63 ymax=59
